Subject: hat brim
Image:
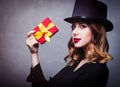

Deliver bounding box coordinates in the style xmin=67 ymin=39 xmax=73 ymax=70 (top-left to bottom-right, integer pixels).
xmin=64 ymin=17 xmax=113 ymax=32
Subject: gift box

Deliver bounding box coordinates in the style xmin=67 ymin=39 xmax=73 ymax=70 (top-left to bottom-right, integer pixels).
xmin=33 ymin=17 xmax=59 ymax=44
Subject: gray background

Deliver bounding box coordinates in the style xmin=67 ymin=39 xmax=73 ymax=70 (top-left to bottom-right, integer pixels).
xmin=0 ymin=0 xmax=120 ymax=87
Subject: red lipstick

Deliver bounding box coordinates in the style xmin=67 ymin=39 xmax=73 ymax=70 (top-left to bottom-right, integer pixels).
xmin=73 ymin=38 xmax=81 ymax=43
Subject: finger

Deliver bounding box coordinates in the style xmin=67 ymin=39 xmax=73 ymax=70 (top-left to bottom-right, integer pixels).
xmin=26 ymin=35 xmax=38 ymax=45
xmin=33 ymin=43 xmax=39 ymax=48
xmin=27 ymin=30 xmax=36 ymax=38
xmin=26 ymin=39 xmax=38 ymax=48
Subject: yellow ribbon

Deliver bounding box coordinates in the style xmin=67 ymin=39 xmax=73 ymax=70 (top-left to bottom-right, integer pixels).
xmin=34 ymin=22 xmax=55 ymax=42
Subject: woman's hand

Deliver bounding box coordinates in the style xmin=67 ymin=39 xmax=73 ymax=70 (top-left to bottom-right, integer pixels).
xmin=26 ymin=30 xmax=39 ymax=54
xmin=26 ymin=30 xmax=40 ymax=67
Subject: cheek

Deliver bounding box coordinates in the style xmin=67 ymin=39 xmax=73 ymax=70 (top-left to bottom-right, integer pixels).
xmin=81 ymin=30 xmax=93 ymax=44
xmin=86 ymin=32 xmax=92 ymax=40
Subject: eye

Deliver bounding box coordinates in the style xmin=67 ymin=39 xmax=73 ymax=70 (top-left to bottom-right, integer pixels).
xmin=79 ymin=24 xmax=88 ymax=29
xmin=71 ymin=25 xmax=75 ymax=30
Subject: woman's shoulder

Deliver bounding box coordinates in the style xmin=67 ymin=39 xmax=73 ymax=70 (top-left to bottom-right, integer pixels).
xmin=83 ymin=62 xmax=109 ymax=74
xmin=74 ymin=62 xmax=109 ymax=81
xmin=89 ymin=62 xmax=108 ymax=69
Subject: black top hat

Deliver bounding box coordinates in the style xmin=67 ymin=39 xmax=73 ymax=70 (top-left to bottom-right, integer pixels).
xmin=64 ymin=0 xmax=113 ymax=32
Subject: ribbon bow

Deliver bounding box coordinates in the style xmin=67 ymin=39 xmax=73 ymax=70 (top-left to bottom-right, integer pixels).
xmin=33 ymin=17 xmax=59 ymax=44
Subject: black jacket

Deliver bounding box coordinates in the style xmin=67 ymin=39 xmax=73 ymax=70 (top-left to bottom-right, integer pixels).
xmin=27 ymin=61 xmax=109 ymax=87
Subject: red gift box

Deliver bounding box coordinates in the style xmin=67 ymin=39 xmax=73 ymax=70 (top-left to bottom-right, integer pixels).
xmin=33 ymin=17 xmax=59 ymax=44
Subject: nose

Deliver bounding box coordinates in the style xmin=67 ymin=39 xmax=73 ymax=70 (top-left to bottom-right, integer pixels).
xmin=72 ymin=27 xmax=78 ymax=37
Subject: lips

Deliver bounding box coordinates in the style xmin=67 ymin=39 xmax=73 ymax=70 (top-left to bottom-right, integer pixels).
xmin=73 ymin=38 xmax=81 ymax=43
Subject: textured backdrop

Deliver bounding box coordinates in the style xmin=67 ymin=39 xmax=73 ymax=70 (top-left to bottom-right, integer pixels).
xmin=0 ymin=0 xmax=120 ymax=87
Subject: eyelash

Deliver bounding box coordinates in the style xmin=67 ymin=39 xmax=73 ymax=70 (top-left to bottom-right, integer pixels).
xmin=71 ymin=26 xmax=74 ymax=30
xmin=80 ymin=24 xmax=87 ymax=29
xmin=71 ymin=24 xmax=87 ymax=30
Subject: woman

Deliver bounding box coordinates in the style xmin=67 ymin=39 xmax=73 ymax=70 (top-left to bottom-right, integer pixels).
xmin=26 ymin=0 xmax=113 ymax=87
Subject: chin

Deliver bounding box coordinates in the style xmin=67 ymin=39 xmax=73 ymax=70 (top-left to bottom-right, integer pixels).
xmin=74 ymin=44 xmax=82 ymax=48
xmin=74 ymin=43 xmax=87 ymax=48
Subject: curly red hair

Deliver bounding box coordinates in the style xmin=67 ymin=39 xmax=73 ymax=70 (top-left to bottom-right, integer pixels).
xmin=64 ymin=23 xmax=112 ymax=66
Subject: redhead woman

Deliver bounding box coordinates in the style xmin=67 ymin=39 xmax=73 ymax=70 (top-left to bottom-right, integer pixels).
xmin=26 ymin=0 xmax=113 ymax=87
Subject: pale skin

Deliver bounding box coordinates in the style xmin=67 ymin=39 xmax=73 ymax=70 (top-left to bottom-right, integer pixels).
xmin=26 ymin=30 xmax=39 ymax=68
xmin=26 ymin=22 xmax=93 ymax=70
xmin=72 ymin=22 xmax=93 ymax=71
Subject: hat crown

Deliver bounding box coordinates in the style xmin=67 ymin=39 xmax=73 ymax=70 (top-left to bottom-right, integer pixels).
xmin=64 ymin=0 xmax=113 ymax=31
xmin=72 ymin=0 xmax=107 ymax=19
